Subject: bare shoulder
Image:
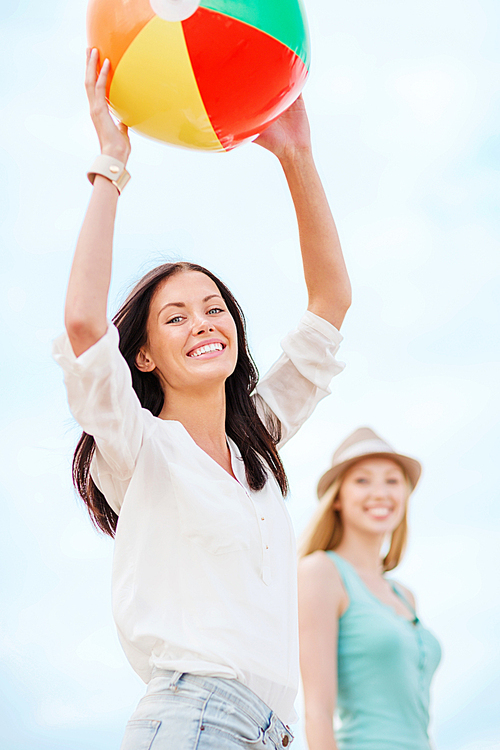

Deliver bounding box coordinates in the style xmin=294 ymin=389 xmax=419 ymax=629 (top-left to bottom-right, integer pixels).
xmin=298 ymin=551 xmax=348 ymax=613
xmin=392 ymin=579 xmax=417 ymax=609
xmin=299 ymin=550 xmax=339 ymax=580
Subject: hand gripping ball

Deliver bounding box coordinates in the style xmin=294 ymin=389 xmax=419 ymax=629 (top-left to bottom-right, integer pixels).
xmin=87 ymin=0 xmax=310 ymax=151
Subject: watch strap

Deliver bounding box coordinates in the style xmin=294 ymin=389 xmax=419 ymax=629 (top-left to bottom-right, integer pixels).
xmin=87 ymin=154 xmax=131 ymax=194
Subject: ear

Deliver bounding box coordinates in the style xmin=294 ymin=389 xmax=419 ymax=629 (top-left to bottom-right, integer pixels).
xmin=135 ymin=347 xmax=156 ymax=373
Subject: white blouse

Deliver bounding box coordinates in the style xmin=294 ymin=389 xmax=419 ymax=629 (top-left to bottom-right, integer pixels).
xmin=53 ymin=310 xmax=344 ymax=724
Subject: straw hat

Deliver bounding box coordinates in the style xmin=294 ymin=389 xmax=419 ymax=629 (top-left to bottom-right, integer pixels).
xmin=317 ymin=427 xmax=422 ymax=498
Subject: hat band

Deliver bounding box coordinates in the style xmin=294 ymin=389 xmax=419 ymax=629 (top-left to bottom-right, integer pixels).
xmin=335 ymin=439 xmax=395 ymax=465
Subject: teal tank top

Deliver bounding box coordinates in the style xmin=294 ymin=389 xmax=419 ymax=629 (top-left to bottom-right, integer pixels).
xmin=326 ymin=551 xmax=441 ymax=750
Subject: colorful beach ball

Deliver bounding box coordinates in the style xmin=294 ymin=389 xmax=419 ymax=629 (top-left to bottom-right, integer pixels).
xmin=87 ymin=0 xmax=310 ymax=151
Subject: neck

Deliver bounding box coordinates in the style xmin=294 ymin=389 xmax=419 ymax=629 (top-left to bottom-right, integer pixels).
xmin=159 ymin=384 xmax=230 ymax=468
xmin=335 ymin=528 xmax=386 ymax=576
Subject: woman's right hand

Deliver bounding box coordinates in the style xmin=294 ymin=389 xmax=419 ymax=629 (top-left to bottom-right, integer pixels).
xmin=85 ymin=48 xmax=131 ymax=165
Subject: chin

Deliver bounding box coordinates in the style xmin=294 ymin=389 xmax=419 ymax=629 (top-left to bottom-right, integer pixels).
xmin=359 ymin=518 xmax=396 ymax=536
xmin=191 ymin=361 xmax=236 ymax=383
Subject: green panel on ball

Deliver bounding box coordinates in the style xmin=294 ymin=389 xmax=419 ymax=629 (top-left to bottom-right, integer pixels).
xmin=198 ymin=0 xmax=310 ymax=67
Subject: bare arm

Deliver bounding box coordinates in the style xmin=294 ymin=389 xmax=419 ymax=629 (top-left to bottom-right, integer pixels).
xmin=65 ymin=49 xmax=131 ymax=357
xmin=255 ymin=97 xmax=351 ymax=329
xmin=298 ymin=551 xmax=347 ymax=750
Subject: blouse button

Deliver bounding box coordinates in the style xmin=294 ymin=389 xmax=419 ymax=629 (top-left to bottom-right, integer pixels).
xmin=261 ymin=517 xmax=265 ymax=521
xmin=266 ymin=545 xmax=269 ymax=550
xmin=282 ymin=735 xmax=289 ymax=747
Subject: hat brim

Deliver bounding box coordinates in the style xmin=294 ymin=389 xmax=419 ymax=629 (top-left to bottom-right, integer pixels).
xmin=317 ymin=452 xmax=422 ymax=499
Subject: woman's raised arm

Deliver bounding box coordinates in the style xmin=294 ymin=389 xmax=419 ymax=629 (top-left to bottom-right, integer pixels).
xmin=255 ymin=96 xmax=351 ymax=330
xmin=65 ymin=49 xmax=131 ymax=357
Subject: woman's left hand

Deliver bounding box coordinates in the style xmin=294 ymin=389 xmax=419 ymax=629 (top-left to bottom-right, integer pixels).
xmin=254 ymin=94 xmax=311 ymax=162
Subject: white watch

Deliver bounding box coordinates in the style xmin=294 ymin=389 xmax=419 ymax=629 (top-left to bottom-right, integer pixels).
xmin=87 ymin=154 xmax=131 ymax=194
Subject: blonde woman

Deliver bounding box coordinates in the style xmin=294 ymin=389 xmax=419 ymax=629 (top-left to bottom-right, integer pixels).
xmin=298 ymin=428 xmax=441 ymax=750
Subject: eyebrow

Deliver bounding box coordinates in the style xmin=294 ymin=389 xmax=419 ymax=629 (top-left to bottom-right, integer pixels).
xmin=157 ymin=294 xmax=223 ymax=319
xmin=352 ymin=468 xmax=402 ymax=476
xmin=352 ymin=468 xmax=403 ymax=477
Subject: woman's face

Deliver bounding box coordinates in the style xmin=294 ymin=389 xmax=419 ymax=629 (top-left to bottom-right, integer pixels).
xmin=136 ymin=270 xmax=238 ymax=393
xmin=335 ymin=457 xmax=408 ymax=537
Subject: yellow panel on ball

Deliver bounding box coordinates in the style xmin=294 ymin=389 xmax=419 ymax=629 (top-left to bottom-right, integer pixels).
xmin=109 ymin=16 xmax=223 ymax=150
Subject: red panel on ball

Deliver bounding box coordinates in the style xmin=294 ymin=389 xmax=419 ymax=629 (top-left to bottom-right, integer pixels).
xmin=182 ymin=8 xmax=308 ymax=150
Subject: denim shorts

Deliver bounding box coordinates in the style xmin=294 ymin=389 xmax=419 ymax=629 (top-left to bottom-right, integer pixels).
xmin=119 ymin=669 xmax=294 ymax=750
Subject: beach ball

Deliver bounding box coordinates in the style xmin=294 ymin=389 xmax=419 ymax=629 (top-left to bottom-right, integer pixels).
xmin=87 ymin=0 xmax=310 ymax=151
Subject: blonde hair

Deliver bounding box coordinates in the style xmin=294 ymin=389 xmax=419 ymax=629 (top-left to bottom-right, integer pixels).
xmin=298 ymin=463 xmax=413 ymax=572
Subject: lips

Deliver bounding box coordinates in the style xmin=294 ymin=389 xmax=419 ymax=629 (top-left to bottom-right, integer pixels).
xmin=364 ymin=506 xmax=393 ymax=519
xmin=187 ymin=340 xmax=226 ymax=358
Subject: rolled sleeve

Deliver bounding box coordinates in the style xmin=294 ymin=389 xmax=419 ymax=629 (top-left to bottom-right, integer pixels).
xmin=255 ymin=311 xmax=345 ymax=448
xmin=52 ymin=325 xmax=144 ymax=481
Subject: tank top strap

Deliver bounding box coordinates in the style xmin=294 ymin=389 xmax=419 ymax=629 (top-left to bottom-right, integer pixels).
xmin=325 ymin=550 xmax=371 ymax=602
xmin=390 ymin=580 xmax=419 ymax=623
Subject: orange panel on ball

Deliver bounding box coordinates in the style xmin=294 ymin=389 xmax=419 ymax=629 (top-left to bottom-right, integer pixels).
xmin=87 ymin=0 xmax=155 ymax=96
xmin=182 ymin=8 xmax=308 ymax=150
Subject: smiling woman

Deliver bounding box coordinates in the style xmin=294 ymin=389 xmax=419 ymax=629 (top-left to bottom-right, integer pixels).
xmin=52 ymin=45 xmax=351 ymax=750
xmin=69 ymin=261 xmax=292 ymax=537
xmin=298 ymin=427 xmax=442 ymax=750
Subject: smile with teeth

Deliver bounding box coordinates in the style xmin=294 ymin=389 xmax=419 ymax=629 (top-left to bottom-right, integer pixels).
xmin=188 ymin=342 xmax=225 ymax=358
xmin=365 ymin=506 xmax=393 ymax=518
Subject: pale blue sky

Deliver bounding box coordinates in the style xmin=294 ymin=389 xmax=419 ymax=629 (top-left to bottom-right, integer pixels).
xmin=1 ymin=0 xmax=499 ymax=748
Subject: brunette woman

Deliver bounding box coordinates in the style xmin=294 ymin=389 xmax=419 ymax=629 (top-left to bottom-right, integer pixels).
xmin=298 ymin=427 xmax=441 ymax=750
xmin=53 ymin=49 xmax=351 ymax=750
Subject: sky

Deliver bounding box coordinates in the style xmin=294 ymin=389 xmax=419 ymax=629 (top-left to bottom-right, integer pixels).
xmin=1 ymin=0 xmax=499 ymax=748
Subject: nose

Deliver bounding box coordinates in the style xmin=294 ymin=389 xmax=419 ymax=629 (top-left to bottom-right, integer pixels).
xmin=372 ymin=482 xmax=388 ymax=500
xmin=192 ymin=313 xmax=215 ymax=335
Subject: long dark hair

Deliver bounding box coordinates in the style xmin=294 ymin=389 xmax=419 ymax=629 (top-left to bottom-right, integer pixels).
xmin=73 ymin=262 xmax=289 ymax=537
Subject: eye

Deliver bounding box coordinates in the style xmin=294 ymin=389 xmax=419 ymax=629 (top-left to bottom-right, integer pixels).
xmin=208 ymin=306 xmax=224 ymax=315
xmin=355 ymin=477 xmax=368 ymax=484
xmin=387 ymin=477 xmax=401 ymax=484
xmin=166 ymin=315 xmax=183 ymax=324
